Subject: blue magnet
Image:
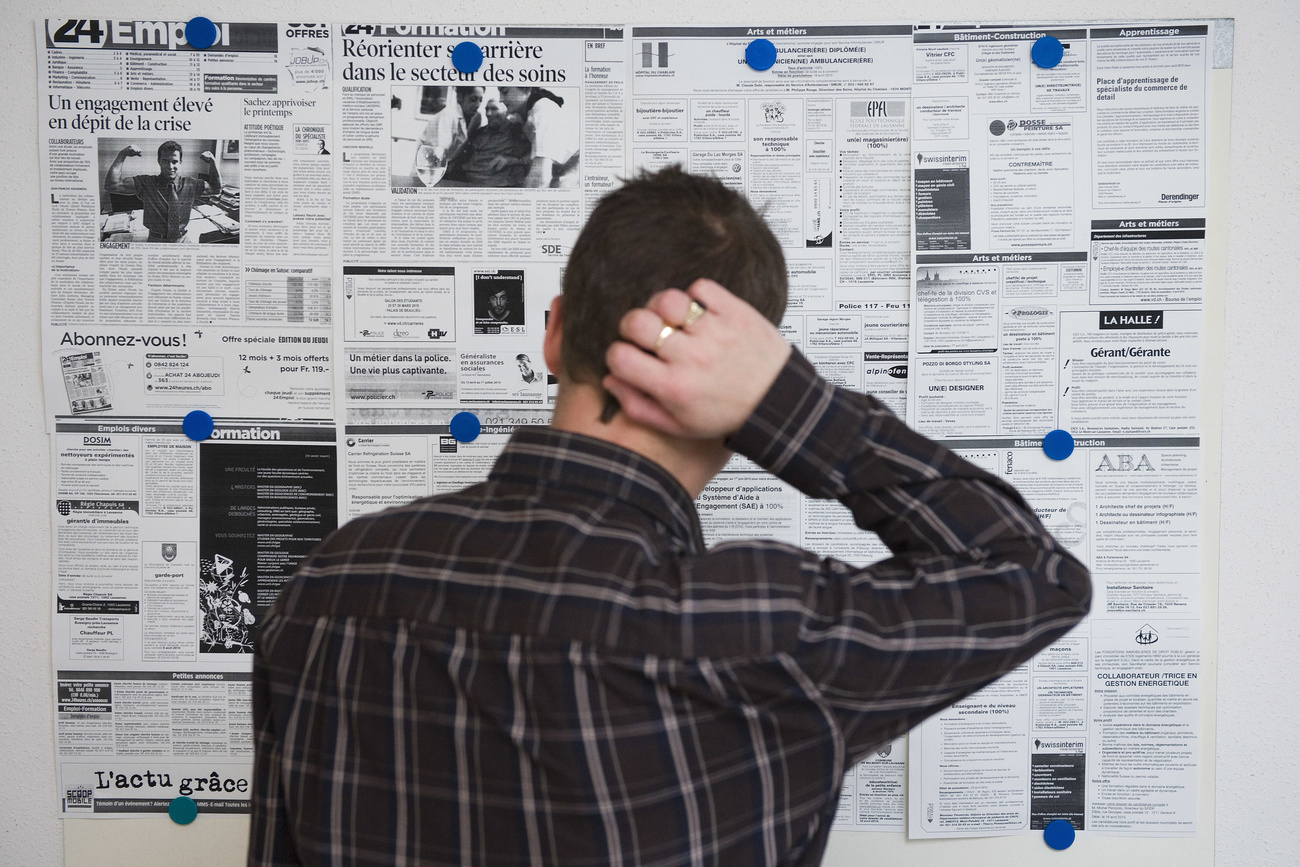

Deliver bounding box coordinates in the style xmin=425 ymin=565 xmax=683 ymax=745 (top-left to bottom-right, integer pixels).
xmin=185 ymin=17 xmax=219 ymax=50
xmin=449 ymin=411 xmax=481 ymax=443
xmin=168 ymin=795 xmax=198 ymax=825
xmin=1042 ymin=429 xmax=1075 ymax=461
xmin=745 ymin=39 xmax=777 ymax=71
xmin=1031 ymin=35 xmax=1064 ymax=69
xmin=452 ymin=42 xmax=484 ymax=74
xmin=1043 ymin=819 xmax=1075 ymax=850
xmin=183 ymin=410 xmax=215 ymax=442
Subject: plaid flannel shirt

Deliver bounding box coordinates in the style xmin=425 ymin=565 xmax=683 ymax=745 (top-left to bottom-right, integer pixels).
xmin=250 ymin=350 xmax=1090 ymax=866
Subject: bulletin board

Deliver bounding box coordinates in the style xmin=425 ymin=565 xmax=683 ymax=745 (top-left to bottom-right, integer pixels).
xmin=11 ymin=2 xmax=1237 ymax=865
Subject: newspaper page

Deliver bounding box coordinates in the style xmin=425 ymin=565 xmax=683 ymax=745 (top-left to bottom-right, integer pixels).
xmin=37 ymin=18 xmax=339 ymax=816
xmin=904 ymin=22 xmax=1213 ymax=838
xmin=331 ymin=24 xmax=623 ymax=519
xmin=627 ymin=24 xmax=913 ymax=832
xmin=39 ymin=18 xmax=336 ymax=422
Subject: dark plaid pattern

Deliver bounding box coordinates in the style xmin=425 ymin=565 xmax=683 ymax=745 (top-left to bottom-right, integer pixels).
xmin=250 ymin=351 xmax=1089 ymax=866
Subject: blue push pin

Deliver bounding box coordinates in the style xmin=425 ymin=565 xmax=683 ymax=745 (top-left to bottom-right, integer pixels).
xmin=745 ymin=39 xmax=777 ymax=71
xmin=168 ymin=795 xmax=198 ymax=825
xmin=449 ymin=411 xmax=481 ymax=443
xmin=185 ymin=17 xmax=219 ymax=50
xmin=1042 ymin=429 xmax=1075 ymax=461
xmin=183 ymin=410 xmax=215 ymax=442
xmin=1031 ymin=35 xmax=1064 ymax=69
xmin=1043 ymin=819 xmax=1075 ymax=850
xmin=452 ymin=42 xmax=484 ymax=75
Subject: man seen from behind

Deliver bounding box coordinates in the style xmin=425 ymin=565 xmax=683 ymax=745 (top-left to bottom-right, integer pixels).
xmin=250 ymin=166 xmax=1090 ymax=866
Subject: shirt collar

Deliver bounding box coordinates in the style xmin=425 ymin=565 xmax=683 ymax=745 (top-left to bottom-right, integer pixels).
xmin=489 ymin=426 xmax=705 ymax=552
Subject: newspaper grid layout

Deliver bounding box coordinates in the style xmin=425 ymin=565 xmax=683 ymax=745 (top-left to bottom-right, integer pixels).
xmin=38 ymin=19 xmax=1221 ymax=833
xmin=38 ymin=17 xmax=341 ymax=817
xmin=904 ymin=22 xmax=1213 ymax=838
xmin=629 ymin=25 xmax=916 ymax=831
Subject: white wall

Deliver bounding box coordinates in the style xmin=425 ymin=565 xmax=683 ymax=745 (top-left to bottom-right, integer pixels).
xmin=2 ymin=2 xmax=1293 ymax=865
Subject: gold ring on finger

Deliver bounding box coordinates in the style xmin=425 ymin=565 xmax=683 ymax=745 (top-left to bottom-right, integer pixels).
xmin=654 ymin=324 xmax=677 ymax=351
xmin=682 ymin=299 xmax=707 ymax=329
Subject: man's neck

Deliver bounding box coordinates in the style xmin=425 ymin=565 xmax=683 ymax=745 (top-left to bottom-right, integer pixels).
xmin=550 ymin=381 xmax=728 ymax=499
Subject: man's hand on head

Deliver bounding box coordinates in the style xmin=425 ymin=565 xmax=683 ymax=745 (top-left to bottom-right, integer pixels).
xmin=604 ymin=279 xmax=792 ymax=440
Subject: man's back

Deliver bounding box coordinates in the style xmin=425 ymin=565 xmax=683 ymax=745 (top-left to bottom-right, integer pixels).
xmin=252 ymin=429 xmax=841 ymax=866
xmin=251 ymin=355 xmax=1090 ymax=866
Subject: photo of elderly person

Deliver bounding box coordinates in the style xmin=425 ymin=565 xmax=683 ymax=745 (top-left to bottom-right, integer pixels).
xmin=498 ymin=86 xmax=580 ymax=188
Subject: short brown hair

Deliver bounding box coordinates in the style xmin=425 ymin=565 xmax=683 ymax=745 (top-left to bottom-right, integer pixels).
xmin=560 ymin=166 xmax=787 ymax=384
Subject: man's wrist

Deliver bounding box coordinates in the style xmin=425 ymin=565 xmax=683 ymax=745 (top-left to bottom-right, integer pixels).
xmin=725 ymin=349 xmax=867 ymax=498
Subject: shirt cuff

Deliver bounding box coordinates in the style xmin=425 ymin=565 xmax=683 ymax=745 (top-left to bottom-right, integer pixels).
xmin=726 ymin=349 xmax=879 ymax=499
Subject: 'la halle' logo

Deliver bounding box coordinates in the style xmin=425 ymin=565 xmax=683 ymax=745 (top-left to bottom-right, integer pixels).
xmin=1099 ymin=310 xmax=1163 ymax=329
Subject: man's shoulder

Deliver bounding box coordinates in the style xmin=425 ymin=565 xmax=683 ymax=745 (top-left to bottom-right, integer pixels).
xmin=269 ymin=485 xmax=492 ymax=615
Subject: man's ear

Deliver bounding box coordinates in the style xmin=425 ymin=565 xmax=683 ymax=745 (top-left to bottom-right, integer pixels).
xmin=542 ymin=294 xmax=563 ymax=373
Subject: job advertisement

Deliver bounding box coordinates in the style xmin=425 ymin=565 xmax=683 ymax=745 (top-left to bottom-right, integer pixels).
xmin=627 ymin=24 xmax=916 ymax=518
xmin=906 ymin=21 xmax=1214 ymax=838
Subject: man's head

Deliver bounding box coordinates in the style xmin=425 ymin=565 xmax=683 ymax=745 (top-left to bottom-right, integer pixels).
xmin=157 ymin=141 xmax=183 ymax=181
xmin=488 ymin=289 xmax=509 ymax=316
xmin=557 ymin=166 xmax=787 ymax=388
xmin=484 ymin=99 xmax=506 ymax=128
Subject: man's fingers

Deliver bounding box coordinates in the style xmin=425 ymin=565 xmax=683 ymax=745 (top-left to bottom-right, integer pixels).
xmin=618 ymin=307 xmax=682 ymax=353
xmin=643 ymin=289 xmax=698 ymax=330
xmin=685 ymin=278 xmax=742 ymax=319
xmin=603 ymin=376 xmax=684 ymax=435
xmin=605 ymin=339 xmax=672 ymax=394
xmin=604 ymin=279 xmax=792 ymax=440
